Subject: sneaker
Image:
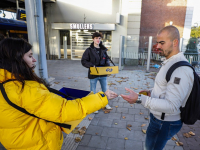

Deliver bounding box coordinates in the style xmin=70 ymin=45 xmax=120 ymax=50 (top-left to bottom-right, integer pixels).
xmin=105 ymin=104 xmax=112 ymax=110
xmin=94 ymin=111 xmax=98 ymax=114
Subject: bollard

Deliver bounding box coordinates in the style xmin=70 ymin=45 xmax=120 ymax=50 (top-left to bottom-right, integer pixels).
xmin=189 ymin=56 xmax=193 ymax=64
xmin=146 ymin=36 xmax=152 ymax=73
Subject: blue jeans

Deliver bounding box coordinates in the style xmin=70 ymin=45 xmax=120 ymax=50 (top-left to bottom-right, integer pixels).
xmin=90 ymin=77 xmax=107 ymax=94
xmin=145 ymin=113 xmax=183 ymax=150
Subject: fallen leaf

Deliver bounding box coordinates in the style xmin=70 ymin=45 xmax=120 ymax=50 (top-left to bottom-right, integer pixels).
xmin=115 ymin=106 xmax=118 ymax=108
xmin=188 ymin=131 xmax=195 ymax=136
xmin=171 ymin=137 xmax=177 ymax=141
xmin=75 ymin=137 xmax=81 ymax=143
xmin=122 ymin=116 xmax=126 ymax=119
xmin=130 ymin=105 xmax=133 ymax=107
xmin=127 ymin=124 xmax=132 ymax=127
xmin=72 ymin=129 xmax=79 ymax=134
xmin=176 ymin=141 xmax=183 ymax=146
xmin=115 ymin=123 xmax=118 ymax=125
xmin=81 ymin=126 xmax=87 ymax=131
xmin=95 ymin=133 xmax=98 ymax=135
xmin=108 ymin=82 xmax=116 ymax=86
xmin=88 ymin=117 xmax=93 ymax=120
xmin=114 ymin=87 xmax=117 ymax=89
xmin=144 ymin=117 xmax=149 ymax=120
xmin=127 ymin=127 xmax=131 ymax=131
xmin=139 ymin=112 xmax=143 ymax=115
xmin=141 ymin=124 xmax=146 ymax=127
xmin=74 ymin=80 xmax=78 ymax=82
xmin=68 ymin=77 xmax=71 ymax=79
xmin=126 ymin=91 xmax=129 ymax=93
xmin=79 ymin=129 xmax=85 ymax=135
xmin=142 ymin=129 xmax=146 ymax=134
xmin=134 ymin=88 xmax=138 ymax=90
xmin=54 ymin=82 xmax=60 ymax=84
xmin=183 ymin=133 xmax=191 ymax=138
xmin=75 ymin=127 xmax=80 ymax=129
xmin=104 ymin=110 xmax=111 ymax=114
xmin=124 ymin=137 xmax=128 ymax=140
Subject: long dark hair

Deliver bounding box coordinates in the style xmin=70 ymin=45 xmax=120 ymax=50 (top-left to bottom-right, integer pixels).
xmin=0 ymin=38 xmax=48 ymax=90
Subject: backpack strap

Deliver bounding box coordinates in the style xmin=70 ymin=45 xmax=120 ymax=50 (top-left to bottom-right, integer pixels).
xmin=166 ymin=61 xmax=194 ymax=82
xmin=161 ymin=61 xmax=194 ymax=120
xmin=0 ymin=80 xmax=71 ymax=129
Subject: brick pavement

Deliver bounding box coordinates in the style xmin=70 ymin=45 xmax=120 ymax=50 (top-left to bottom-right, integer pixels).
xmin=0 ymin=59 xmax=199 ymax=150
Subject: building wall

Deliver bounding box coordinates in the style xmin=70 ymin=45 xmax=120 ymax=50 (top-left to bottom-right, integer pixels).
xmin=140 ymin=0 xmax=187 ymax=37
xmin=45 ymin=0 xmax=123 ymax=59
xmin=182 ymin=0 xmax=195 ymax=52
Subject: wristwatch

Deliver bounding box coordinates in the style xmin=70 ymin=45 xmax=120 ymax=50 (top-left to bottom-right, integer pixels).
xmin=135 ymin=94 xmax=142 ymax=104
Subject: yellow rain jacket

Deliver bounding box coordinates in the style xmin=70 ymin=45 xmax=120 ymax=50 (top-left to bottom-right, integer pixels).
xmin=0 ymin=69 xmax=108 ymax=150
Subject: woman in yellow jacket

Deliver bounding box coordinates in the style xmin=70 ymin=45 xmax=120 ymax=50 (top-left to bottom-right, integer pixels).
xmin=0 ymin=38 xmax=117 ymax=150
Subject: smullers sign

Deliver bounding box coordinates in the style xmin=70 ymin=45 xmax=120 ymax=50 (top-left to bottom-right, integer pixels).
xmin=70 ymin=24 xmax=93 ymax=30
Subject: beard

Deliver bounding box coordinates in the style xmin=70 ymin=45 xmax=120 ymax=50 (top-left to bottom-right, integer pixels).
xmin=158 ymin=46 xmax=173 ymax=58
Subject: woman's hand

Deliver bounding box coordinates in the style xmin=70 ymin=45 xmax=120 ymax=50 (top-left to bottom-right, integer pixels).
xmin=105 ymin=90 xmax=118 ymax=99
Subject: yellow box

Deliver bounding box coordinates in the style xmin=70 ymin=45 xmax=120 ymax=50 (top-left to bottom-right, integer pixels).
xmin=90 ymin=66 xmax=119 ymax=75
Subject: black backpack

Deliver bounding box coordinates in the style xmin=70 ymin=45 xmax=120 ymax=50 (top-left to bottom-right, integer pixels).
xmin=161 ymin=61 xmax=200 ymax=125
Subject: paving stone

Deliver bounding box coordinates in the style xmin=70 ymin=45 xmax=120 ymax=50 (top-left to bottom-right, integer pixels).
xmin=116 ymin=107 xmax=129 ymax=113
xmin=163 ymin=145 xmax=174 ymax=150
xmin=109 ymin=107 xmax=117 ymax=113
xmin=111 ymin=119 xmax=127 ymax=128
xmin=135 ymin=115 xmax=149 ymax=123
xmin=123 ymin=103 xmax=135 ymax=108
xmin=121 ymin=113 xmax=134 ymax=121
xmin=112 ymin=102 xmax=124 ymax=107
xmin=125 ymin=140 xmax=143 ymax=150
xmin=76 ymin=146 xmax=96 ymax=150
xmin=117 ymin=128 xmax=135 ymax=139
xmin=79 ymin=135 xmax=92 ymax=146
xmin=88 ymin=136 xmax=108 ymax=149
xmin=85 ymin=125 xmax=103 ymax=135
xmin=90 ymin=117 xmax=100 ymax=125
xmin=134 ymin=104 xmax=146 ymax=109
xmin=133 ymin=130 xmax=146 ymax=141
xmin=174 ymin=146 xmax=184 ymax=150
xmin=126 ymin=121 xmax=148 ymax=131
xmin=106 ymin=137 xmax=125 ymax=150
xmin=107 ymin=113 xmax=121 ymax=120
xmin=101 ymin=127 xmax=119 ymax=138
xmin=129 ymin=108 xmax=142 ymax=115
xmin=166 ymin=139 xmax=176 ymax=146
xmin=95 ymin=111 xmax=109 ymax=119
xmin=97 ymin=118 xmax=113 ymax=127
xmin=139 ymin=109 xmax=149 ymax=115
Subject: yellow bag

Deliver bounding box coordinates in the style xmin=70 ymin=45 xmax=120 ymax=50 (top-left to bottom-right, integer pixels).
xmin=90 ymin=66 xmax=119 ymax=75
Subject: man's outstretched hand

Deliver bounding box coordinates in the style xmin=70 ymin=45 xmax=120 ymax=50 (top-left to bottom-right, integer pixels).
xmin=105 ymin=90 xmax=118 ymax=100
xmin=120 ymin=87 xmax=138 ymax=104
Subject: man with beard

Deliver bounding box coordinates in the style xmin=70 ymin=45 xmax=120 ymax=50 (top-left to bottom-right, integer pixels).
xmin=121 ymin=26 xmax=194 ymax=150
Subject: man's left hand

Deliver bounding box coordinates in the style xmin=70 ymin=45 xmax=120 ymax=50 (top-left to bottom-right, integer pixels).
xmin=120 ymin=87 xmax=138 ymax=104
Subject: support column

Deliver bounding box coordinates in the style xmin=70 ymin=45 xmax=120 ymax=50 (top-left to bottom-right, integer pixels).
xmin=25 ymin=0 xmax=48 ymax=79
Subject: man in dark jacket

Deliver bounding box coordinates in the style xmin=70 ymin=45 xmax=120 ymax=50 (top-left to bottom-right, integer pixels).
xmin=81 ymin=32 xmax=112 ymax=113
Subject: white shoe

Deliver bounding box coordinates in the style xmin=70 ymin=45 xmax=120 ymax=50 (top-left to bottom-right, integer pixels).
xmin=94 ymin=111 xmax=99 ymax=114
xmin=105 ymin=104 xmax=112 ymax=110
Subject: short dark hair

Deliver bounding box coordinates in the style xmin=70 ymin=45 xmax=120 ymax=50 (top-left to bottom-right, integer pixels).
xmin=158 ymin=25 xmax=180 ymax=44
xmin=92 ymin=32 xmax=103 ymax=39
xmin=0 ymin=34 xmax=4 ymax=41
